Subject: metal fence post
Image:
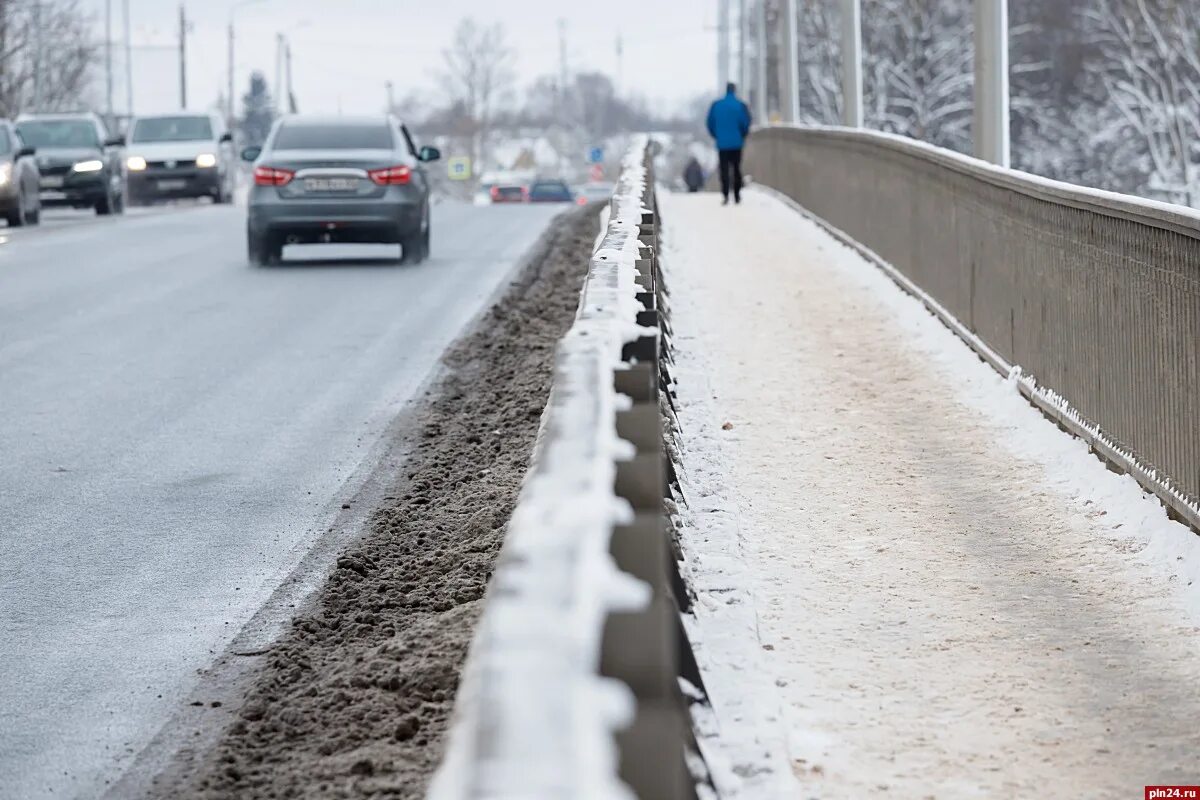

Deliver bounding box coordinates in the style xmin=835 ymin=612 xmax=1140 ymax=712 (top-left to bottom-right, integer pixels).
xmin=841 ymin=0 xmax=863 ymax=127
xmin=755 ymin=0 xmax=768 ymax=122
xmin=973 ymin=0 xmax=1010 ymax=166
xmin=782 ymin=0 xmax=800 ymax=122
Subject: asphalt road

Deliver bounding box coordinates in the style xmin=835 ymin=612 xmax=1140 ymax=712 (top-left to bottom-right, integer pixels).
xmin=0 ymin=200 xmax=560 ymax=799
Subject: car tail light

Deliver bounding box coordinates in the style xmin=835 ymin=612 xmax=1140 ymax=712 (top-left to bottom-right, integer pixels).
xmin=368 ymin=165 xmax=411 ymax=185
xmin=490 ymin=186 xmax=500 ymax=199
xmin=521 ymin=186 xmax=530 ymax=201
xmin=576 ymin=196 xmax=588 ymax=206
xmin=254 ymin=166 xmax=294 ymax=186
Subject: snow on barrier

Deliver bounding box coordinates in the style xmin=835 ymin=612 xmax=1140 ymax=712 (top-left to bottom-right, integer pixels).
xmin=429 ymin=141 xmax=702 ymax=800
xmin=747 ymin=125 xmax=1200 ymax=535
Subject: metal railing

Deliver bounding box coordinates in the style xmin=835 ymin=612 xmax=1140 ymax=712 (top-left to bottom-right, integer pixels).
xmin=428 ymin=142 xmax=698 ymax=799
xmin=746 ymin=125 xmax=1200 ymax=532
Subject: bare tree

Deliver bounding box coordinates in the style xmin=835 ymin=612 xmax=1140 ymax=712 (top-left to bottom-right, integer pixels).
xmin=437 ymin=18 xmax=515 ymax=175
xmin=0 ymin=0 xmax=98 ymax=117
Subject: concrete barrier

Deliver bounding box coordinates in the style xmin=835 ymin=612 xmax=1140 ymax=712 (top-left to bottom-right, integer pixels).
xmin=429 ymin=140 xmax=702 ymax=800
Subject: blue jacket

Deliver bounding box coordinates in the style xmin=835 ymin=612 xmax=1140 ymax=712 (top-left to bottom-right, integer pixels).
xmin=707 ymin=91 xmax=752 ymax=150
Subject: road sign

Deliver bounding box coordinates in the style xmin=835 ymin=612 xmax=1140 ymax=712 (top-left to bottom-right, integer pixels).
xmin=447 ymin=156 xmax=472 ymax=181
xmin=588 ymin=147 xmax=604 ymax=164
xmin=589 ymin=164 xmax=604 ymax=181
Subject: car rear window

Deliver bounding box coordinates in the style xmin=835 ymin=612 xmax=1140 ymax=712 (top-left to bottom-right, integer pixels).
xmin=132 ymin=116 xmax=213 ymax=143
xmin=494 ymin=186 xmax=524 ymax=199
xmin=273 ymin=124 xmax=393 ymax=150
xmin=530 ymin=182 xmax=569 ymax=194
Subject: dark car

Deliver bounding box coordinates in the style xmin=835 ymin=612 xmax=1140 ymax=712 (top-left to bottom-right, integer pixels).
xmin=16 ymin=113 xmax=126 ymax=215
xmin=0 ymin=119 xmax=41 ymax=227
xmin=527 ymin=180 xmax=574 ymax=203
xmin=243 ymin=115 xmax=440 ymax=266
xmin=489 ymin=184 xmax=527 ymax=203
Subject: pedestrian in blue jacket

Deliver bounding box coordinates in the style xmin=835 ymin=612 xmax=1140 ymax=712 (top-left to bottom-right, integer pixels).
xmin=706 ymin=82 xmax=753 ymax=204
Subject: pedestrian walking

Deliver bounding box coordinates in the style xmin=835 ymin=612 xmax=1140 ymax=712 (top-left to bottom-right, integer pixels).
xmin=705 ymin=82 xmax=752 ymax=205
xmin=683 ymin=157 xmax=705 ymax=192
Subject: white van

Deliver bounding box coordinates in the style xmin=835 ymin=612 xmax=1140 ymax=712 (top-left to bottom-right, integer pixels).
xmin=124 ymin=112 xmax=235 ymax=204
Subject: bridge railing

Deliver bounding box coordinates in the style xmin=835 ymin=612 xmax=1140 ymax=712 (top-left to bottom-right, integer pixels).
xmin=747 ymin=125 xmax=1200 ymax=533
xmin=429 ymin=141 xmax=697 ymax=799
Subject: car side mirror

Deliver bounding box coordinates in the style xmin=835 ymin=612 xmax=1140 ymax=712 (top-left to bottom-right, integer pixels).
xmin=16 ymin=146 xmax=35 ymax=159
xmin=418 ymin=145 xmax=441 ymax=163
xmin=104 ymin=136 xmax=125 ymax=148
xmin=241 ymin=146 xmax=262 ymax=162
xmin=220 ymin=132 xmax=234 ymax=144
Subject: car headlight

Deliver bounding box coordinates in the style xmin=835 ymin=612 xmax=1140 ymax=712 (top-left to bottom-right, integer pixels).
xmin=127 ymin=156 xmax=147 ymax=171
xmin=0 ymin=163 xmax=10 ymax=186
xmin=72 ymin=159 xmax=105 ymax=173
xmin=195 ymin=153 xmax=217 ymax=169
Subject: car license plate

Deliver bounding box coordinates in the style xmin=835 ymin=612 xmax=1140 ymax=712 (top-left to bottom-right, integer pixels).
xmin=41 ymin=176 xmax=64 ymax=189
xmin=158 ymin=179 xmax=187 ymax=191
xmin=304 ymin=177 xmax=358 ymax=192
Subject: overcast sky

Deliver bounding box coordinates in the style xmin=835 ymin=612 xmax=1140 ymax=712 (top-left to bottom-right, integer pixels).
xmin=79 ymin=0 xmax=723 ymax=119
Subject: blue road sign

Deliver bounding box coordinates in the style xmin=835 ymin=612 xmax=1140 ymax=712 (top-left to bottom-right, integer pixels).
xmin=588 ymin=147 xmax=604 ymax=164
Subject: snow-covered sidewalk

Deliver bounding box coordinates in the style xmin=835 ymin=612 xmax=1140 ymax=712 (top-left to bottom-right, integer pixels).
xmin=662 ymin=189 xmax=1200 ymax=799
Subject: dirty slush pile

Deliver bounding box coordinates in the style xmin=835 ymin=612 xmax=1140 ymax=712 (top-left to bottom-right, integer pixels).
xmin=172 ymin=206 xmax=599 ymax=799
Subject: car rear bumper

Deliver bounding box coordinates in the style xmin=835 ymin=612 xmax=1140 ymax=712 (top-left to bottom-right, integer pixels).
xmin=249 ymin=197 xmax=423 ymax=244
xmin=129 ymin=170 xmax=220 ymax=199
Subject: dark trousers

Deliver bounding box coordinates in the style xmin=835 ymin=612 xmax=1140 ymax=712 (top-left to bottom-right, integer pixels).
xmin=718 ymin=148 xmax=743 ymax=200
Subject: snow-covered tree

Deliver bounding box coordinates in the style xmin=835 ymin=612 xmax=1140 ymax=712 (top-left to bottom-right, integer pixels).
xmin=239 ymin=72 xmax=275 ymax=147
xmin=1081 ymin=0 xmax=1200 ymax=205
xmin=862 ymin=0 xmax=974 ymax=153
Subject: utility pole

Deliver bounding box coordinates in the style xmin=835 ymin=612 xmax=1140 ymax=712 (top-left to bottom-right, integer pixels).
xmin=840 ymin=0 xmax=862 ymax=127
xmin=285 ymin=40 xmax=294 ymax=113
xmin=274 ymin=33 xmax=284 ymax=114
xmin=717 ymin=0 xmax=729 ymax=91
xmin=973 ymin=0 xmax=1010 ymax=166
xmin=32 ymin=0 xmax=41 ymax=112
xmin=754 ymin=0 xmax=767 ymax=122
xmin=227 ymin=23 xmax=235 ymax=128
xmin=738 ymin=0 xmax=749 ymax=88
xmin=615 ymin=31 xmax=623 ymax=96
xmin=384 ymin=81 xmax=394 ymax=115
xmin=123 ymin=0 xmax=133 ymax=116
xmin=106 ymin=0 xmax=114 ymax=125
xmin=179 ymin=4 xmax=188 ymax=109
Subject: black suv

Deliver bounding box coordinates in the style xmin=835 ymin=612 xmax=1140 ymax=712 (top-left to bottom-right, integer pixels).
xmin=16 ymin=113 xmax=127 ymax=215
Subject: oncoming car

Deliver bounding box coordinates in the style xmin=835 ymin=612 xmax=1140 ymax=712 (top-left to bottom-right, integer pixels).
xmin=0 ymin=119 xmax=40 ymax=227
xmin=16 ymin=112 xmax=126 ymax=215
xmin=124 ymin=113 xmax=234 ymax=204
xmin=243 ymin=115 xmax=440 ymax=266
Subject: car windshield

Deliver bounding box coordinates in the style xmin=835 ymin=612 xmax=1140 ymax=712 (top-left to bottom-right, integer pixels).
xmin=132 ymin=116 xmax=213 ymax=143
xmin=273 ymin=123 xmax=392 ymax=150
xmin=15 ymin=120 xmax=99 ymax=149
